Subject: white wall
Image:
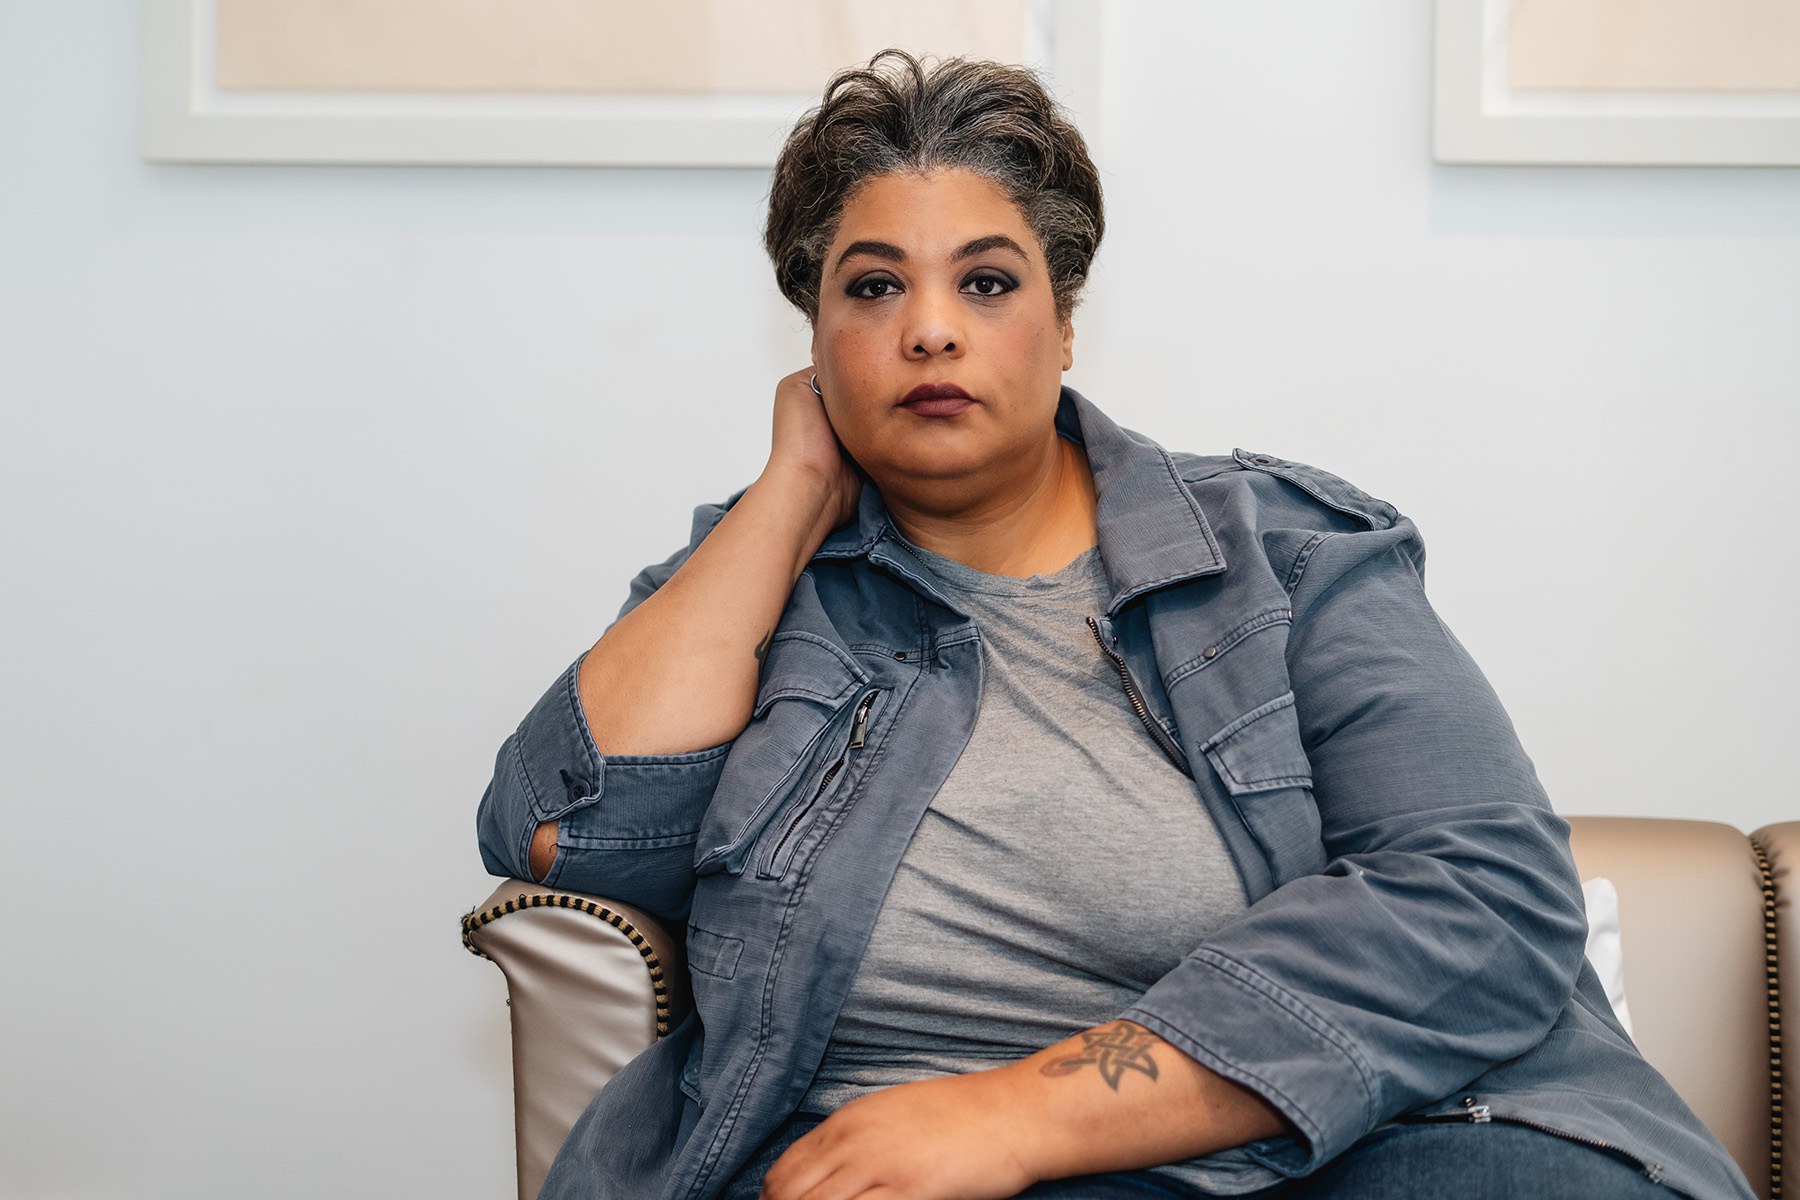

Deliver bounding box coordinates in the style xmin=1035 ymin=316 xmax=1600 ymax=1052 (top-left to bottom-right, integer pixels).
xmin=2 ymin=4 xmax=1795 ymax=1197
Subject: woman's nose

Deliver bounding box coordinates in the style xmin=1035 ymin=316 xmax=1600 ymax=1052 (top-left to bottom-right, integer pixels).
xmin=902 ymin=293 xmax=963 ymax=360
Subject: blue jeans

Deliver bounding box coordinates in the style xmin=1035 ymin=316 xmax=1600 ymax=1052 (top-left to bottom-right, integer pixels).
xmin=719 ymin=1114 xmax=1674 ymax=1199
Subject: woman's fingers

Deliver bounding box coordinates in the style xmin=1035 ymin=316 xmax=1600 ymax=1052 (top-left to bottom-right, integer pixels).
xmin=806 ymin=1183 xmax=905 ymax=1200
xmin=792 ymin=1161 xmax=876 ymax=1200
xmin=760 ymin=1123 xmax=837 ymax=1200
xmin=760 ymin=1089 xmax=1019 ymax=1200
xmin=762 ymin=1116 xmax=894 ymax=1200
xmin=766 ymin=366 xmax=860 ymax=528
xmin=769 ymin=367 xmax=837 ymax=465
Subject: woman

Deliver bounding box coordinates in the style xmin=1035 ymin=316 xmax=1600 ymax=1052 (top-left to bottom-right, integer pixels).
xmin=477 ymin=52 xmax=1752 ymax=1200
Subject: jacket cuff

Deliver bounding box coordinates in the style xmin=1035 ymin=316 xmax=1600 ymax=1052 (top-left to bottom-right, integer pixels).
xmin=477 ymin=659 xmax=601 ymax=879
xmin=1121 ymin=948 xmax=1379 ymax=1173
xmin=476 ymin=657 xmax=728 ymax=887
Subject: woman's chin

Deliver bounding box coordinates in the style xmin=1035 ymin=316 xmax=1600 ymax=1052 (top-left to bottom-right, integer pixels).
xmin=848 ymin=408 xmax=1058 ymax=505
xmin=863 ymin=453 xmax=1021 ymax=512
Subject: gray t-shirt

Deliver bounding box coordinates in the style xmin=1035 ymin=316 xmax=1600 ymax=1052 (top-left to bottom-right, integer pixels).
xmin=803 ymin=542 xmax=1249 ymax=1146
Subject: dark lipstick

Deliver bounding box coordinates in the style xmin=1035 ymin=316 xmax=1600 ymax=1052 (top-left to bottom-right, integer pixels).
xmin=900 ymin=382 xmax=974 ymax=418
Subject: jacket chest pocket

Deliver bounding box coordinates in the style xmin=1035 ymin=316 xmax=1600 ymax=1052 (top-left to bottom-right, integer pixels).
xmin=693 ymin=632 xmax=870 ymax=878
xmin=754 ymin=686 xmax=878 ymax=881
xmin=1199 ymin=692 xmax=1313 ymax=796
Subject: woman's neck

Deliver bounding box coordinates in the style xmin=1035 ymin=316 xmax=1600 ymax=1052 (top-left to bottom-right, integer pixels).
xmin=884 ymin=435 xmax=1098 ymax=578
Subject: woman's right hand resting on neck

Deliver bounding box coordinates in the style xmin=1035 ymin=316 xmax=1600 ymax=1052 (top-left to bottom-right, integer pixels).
xmin=529 ymin=368 xmax=858 ymax=880
xmin=769 ymin=366 xmax=864 ymax=529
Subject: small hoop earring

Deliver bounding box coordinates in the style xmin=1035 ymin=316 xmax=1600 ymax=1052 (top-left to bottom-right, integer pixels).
xmin=809 ymin=373 xmax=823 ymax=398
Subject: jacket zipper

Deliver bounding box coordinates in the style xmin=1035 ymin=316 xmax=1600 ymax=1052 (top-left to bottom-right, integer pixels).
xmin=686 ymin=690 xmax=879 ymax=1196
xmin=1086 ymin=616 xmax=1191 ymax=777
xmin=759 ymin=690 xmax=877 ymax=879
xmin=1401 ymin=1106 xmax=1662 ymax=1182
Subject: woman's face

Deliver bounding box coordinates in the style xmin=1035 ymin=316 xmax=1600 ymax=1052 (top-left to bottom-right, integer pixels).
xmin=811 ymin=168 xmax=1074 ymax=513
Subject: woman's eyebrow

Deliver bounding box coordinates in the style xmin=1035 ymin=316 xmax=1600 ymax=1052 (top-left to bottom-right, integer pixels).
xmin=834 ymin=240 xmax=906 ymax=272
xmin=954 ymin=234 xmax=1029 ymax=262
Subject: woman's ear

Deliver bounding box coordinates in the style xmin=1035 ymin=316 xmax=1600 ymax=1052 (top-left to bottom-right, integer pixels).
xmin=1061 ymin=318 xmax=1075 ymax=372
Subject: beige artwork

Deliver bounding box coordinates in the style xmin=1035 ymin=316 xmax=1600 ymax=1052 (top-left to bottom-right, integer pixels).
xmin=1509 ymin=0 xmax=1800 ymax=91
xmin=216 ymin=0 xmax=1029 ymax=94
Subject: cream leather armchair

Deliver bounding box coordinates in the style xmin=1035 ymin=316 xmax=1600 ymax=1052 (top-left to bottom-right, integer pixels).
xmin=465 ymin=818 xmax=1800 ymax=1200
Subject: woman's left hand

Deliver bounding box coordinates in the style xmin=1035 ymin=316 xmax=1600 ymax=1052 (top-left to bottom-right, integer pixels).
xmin=758 ymin=1070 xmax=1035 ymax=1200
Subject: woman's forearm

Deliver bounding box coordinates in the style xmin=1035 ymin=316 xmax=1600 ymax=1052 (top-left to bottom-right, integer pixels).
xmin=525 ymin=369 xmax=861 ymax=881
xmin=1003 ymin=1020 xmax=1292 ymax=1179
xmin=576 ymin=464 xmax=843 ymax=757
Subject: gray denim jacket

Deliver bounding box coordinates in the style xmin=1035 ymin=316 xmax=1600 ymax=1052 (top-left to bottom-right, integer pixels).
xmin=479 ymin=390 xmax=1753 ymax=1200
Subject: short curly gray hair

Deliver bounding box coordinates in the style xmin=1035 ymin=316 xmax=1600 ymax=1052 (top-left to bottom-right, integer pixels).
xmin=764 ymin=50 xmax=1104 ymax=324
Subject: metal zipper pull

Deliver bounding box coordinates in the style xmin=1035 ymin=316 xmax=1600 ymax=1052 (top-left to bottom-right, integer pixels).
xmin=761 ymin=690 xmax=879 ymax=881
xmin=1467 ymin=1105 xmax=1492 ymax=1124
xmin=848 ymin=691 xmax=876 ymax=749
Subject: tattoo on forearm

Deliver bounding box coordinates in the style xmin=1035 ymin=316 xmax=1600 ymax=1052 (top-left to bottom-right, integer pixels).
xmin=754 ymin=629 xmax=773 ymax=662
xmin=1039 ymin=1021 xmax=1160 ymax=1091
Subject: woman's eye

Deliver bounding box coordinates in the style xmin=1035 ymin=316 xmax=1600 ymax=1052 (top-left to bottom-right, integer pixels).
xmin=850 ymin=277 xmax=899 ymax=299
xmin=961 ymin=274 xmax=1015 ymax=297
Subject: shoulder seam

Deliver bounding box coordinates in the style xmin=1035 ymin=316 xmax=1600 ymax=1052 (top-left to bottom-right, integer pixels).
xmin=1284 ymin=531 xmax=1336 ymax=595
xmin=1230 ymin=450 xmax=1398 ymax=531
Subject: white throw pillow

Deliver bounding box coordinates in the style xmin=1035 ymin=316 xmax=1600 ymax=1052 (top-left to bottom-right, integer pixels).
xmin=1582 ymin=876 xmax=1634 ymax=1037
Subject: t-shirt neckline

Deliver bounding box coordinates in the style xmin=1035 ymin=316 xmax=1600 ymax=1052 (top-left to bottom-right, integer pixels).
xmin=896 ymin=537 xmax=1104 ymax=599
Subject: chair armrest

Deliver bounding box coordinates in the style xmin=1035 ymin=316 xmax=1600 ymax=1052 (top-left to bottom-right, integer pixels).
xmin=463 ymin=880 xmax=690 ymax=1200
xmin=1568 ymin=816 xmax=1773 ymax=1199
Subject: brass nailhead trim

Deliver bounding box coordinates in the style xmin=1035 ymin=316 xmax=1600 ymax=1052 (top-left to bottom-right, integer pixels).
xmin=461 ymin=892 xmax=672 ymax=1038
xmin=1754 ymin=840 xmax=1784 ymax=1200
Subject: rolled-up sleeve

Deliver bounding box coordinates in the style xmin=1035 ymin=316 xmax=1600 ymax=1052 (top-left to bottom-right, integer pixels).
xmin=475 ymin=498 xmax=739 ymax=922
xmin=475 ymin=656 xmax=730 ymax=920
xmin=1122 ymin=519 xmax=1588 ymax=1173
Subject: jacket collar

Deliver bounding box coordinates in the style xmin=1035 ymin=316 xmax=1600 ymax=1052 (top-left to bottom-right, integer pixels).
xmin=813 ymin=387 xmax=1226 ymax=613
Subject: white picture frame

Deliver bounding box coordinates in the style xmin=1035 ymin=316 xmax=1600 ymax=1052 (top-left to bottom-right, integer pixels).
xmin=140 ymin=0 xmax=1102 ymax=167
xmin=1433 ymin=0 xmax=1800 ymax=166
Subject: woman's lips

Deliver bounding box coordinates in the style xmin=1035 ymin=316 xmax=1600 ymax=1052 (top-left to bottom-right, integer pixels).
xmin=900 ymin=382 xmax=974 ymax=418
